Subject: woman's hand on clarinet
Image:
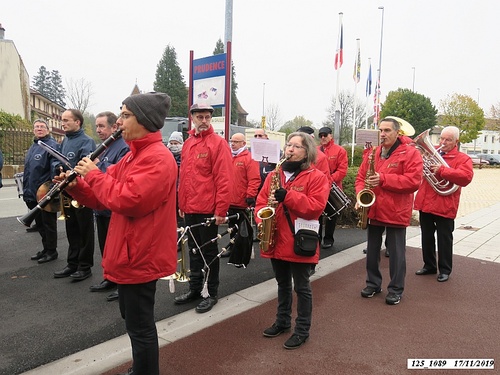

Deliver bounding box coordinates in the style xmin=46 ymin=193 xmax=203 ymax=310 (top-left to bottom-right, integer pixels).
xmin=75 ymin=157 xmax=99 ymax=177
xmin=53 ymin=170 xmax=78 ymax=189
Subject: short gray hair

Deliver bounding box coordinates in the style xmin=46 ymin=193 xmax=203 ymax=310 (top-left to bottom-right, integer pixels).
xmin=441 ymin=126 xmax=459 ymax=141
xmin=33 ymin=118 xmax=49 ymax=130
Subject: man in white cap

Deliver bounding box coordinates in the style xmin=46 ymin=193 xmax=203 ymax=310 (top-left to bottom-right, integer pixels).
xmin=175 ymin=102 xmax=232 ymax=313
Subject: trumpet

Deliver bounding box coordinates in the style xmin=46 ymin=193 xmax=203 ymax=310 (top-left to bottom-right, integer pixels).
xmin=17 ymin=129 xmax=123 ymax=227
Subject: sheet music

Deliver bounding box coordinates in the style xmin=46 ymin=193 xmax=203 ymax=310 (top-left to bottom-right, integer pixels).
xmin=250 ymin=138 xmax=281 ymax=164
xmin=294 ymin=218 xmax=320 ymax=234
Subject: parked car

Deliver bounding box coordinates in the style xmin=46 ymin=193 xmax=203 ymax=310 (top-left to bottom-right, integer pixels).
xmin=468 ymin=155 xmax=489 ymax=166
xmin=476 ymin=154 xmax=500 ymax=165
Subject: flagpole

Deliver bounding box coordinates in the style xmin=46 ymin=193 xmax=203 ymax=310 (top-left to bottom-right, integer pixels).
xmin=334 ymin=12 xmax=343 ymax=109
xmin=351 ymin=38 xmax=360 ymax=166
xmin=365 ymin=57 xmax=372 ymax=129
xmin=333 ymin=12 xmax=343 ymax=145
xmin=374 ymin=6 xmax=385 ymax=128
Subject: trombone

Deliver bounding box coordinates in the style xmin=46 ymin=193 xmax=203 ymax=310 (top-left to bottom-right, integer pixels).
xmin=58 ymin=193 xmax=71 ymax=220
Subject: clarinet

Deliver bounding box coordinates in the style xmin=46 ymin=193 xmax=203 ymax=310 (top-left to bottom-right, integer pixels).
xmin=17 ymin=129 xmax=123 ymax=227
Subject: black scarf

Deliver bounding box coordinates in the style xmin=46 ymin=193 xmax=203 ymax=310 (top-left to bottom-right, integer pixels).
xmin=282 ymin=160 xmax=304 ymax=172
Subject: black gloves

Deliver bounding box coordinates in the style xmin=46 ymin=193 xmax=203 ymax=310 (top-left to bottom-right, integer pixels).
xmin=245 ymin=197 xmax=256 ymax=206
xmin=274 ymin=188 xmax=287 ymax=203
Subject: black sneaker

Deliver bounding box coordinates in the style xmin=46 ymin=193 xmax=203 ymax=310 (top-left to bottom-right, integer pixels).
xmin=385 ymin=292 xmax=401 ymax=305
xmin=283 ymin=334 xmax=308 ymax=350
xmin=263 ymin=323 xmax=290 ymax=338
xmin=361 ymin=286 xmax=382 ymax=298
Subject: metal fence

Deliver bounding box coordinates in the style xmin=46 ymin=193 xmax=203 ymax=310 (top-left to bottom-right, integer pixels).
xmin=0 ymin=128 xmax=33 ymax=165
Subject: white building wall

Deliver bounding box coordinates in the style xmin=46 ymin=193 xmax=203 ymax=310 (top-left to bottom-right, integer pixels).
xmin=0 ymin=40 xmax=30 ymax=120
xmin=460 ymin=130 xmax=500 ymax=155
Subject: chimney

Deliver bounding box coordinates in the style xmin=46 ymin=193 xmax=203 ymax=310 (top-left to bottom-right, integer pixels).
xmin=0 ymin=24 xmax=5 ymax=40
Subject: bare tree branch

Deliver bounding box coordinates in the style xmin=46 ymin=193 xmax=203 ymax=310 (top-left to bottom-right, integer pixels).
xmin=65 ymin=78 xmax=94 ymax=114
xmin=266 ymin=103 xmax=281 ymax=131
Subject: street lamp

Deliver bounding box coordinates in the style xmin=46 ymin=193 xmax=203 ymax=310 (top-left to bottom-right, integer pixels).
xmin=412 ymin=67 xmax=415 ymax=92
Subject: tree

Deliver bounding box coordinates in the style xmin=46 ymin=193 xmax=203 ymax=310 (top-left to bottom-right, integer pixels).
xmin=265 ymin=103 xmax=282 ymax=131
xmin=279 ymin=116 xmax=313 ymax=138
xmin=66 ymin=78 xmax=93 ymax=114
xmin=439 ymin=93 xmax=485 ymax=143
xmin=323 ymin=91 xmax=366 ymax=145
xmin=31 ymin=67 xmax=66 ymax=107
xmin=212 ymin=39 xmax=238 ymax=123
xmin=32 ymin=66 xmax=51 ymax=97
xmin=488 ymin=102 xmax=500 ymax=130
xmin=380 ymin=88 xmax=437 ymax=136
xmin=49 ymin=70 xmax=66 ymax=107
xmin=153 ymin=45 xmax=188 ymax=117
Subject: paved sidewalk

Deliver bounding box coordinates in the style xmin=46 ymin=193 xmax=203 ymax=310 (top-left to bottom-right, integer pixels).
xmin=18 ymin=168 xmax=500 ymax=374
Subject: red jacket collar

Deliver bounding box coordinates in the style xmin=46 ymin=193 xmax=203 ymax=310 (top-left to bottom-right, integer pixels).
xmin=127 ymin=131 xmax=162 ymax=155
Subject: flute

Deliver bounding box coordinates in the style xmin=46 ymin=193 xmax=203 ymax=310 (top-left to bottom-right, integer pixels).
xmin=17 ymin=129 xmax=123 ymax=227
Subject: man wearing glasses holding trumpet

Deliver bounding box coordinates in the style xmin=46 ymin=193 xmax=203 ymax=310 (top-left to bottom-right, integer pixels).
xmin=61 ymin=92 xmax=177 ymax=375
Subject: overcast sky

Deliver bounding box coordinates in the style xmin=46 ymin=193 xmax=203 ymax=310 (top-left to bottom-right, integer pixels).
xmin=2 ymin=0 xmax=499 ymax=128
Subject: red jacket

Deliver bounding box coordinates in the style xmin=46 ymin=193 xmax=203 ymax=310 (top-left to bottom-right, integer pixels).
xmin=414 ymin=147 xmax=473 ymax=219
xmin=69 ymin=132 xmax=178 ymax=284
xmin=318 ymin=141 xmax=348 ymax=188
xmin=355 ymin=138 xmax=423 ymax=226
xmin=230 ymin=149 xmax=261 ymax=208
xmin=255 ymin=167 xmax=329 ymax=264
xmin=314 ymin=150 xmax=331 ymax=177
xmin=178 ymin=126 xmax=232 ymax=216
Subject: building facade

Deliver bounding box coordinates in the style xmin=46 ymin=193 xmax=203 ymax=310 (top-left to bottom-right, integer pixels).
xmin=0 ymin=24 xmax=30 ymax=120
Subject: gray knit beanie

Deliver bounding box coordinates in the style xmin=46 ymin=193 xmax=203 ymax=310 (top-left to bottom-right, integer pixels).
xmin=122 ymin=92 xmax=171 ymax=132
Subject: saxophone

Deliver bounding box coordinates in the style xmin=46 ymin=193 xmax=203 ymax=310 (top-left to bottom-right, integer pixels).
xmin=257 ymin=156 xmax=288 ymax=252
xmin=357 ymin=147 xmax=376 ymax=229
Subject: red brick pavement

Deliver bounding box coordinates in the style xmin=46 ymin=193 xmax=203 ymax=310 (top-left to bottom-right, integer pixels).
xmin=104 ymin=247 xmax=499 ymax=375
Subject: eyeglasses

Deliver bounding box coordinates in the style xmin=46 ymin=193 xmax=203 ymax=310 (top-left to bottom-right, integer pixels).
xmin=230 ymin=140 xmax=244 ymax=143
xmin=119 ymin=112 xmax=135 ymax=120
xmin=254 ymin=134 xmax=266 ymax=138
xmin=319 ymin=134 xmax=329 ymax=138
xmin=285 ymin=143 xmax=305 ymax=150
xmin=195 ymin=115 xmax=212 ymax=121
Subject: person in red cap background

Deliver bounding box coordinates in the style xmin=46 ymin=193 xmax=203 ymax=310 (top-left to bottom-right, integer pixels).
xmin=175 ymin=102 xmax=232 ymax=313
xmin=318 ymin=126 xmax=348 ymax=248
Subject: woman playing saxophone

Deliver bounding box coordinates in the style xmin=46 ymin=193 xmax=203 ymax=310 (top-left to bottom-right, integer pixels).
xmin=255 ymin=132 xmax=329 ymax=350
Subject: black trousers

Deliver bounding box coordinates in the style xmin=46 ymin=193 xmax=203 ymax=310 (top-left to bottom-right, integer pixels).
xmin=118 ymin=281 xmax=159 ymax=375
xmin=25 ymin=200 xmax=57 ymax=252
xmin=95 ymin=215 xmax=111 ymax=256
xmin=366 ymin=225 xmax=406 ymax=295
xmin=184 ymin=213 xmax=220 ymax=297
xmin=419 ymin=211 xmax=454 ymax=275
xmin=65 ymin=205 xmax=95 ymax=271
xmin=319 ymin=214 xmax=337 ymax=245
xmin=271 ymin=259 xmax=313 ymax=337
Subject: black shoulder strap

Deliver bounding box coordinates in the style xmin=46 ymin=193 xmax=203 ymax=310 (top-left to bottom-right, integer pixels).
xmin=283 ymin=205 xmax=294 ymax=234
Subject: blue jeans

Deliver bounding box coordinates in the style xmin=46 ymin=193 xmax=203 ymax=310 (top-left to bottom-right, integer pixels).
xmin=271 ymin=259 xmax=312 ymax=337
